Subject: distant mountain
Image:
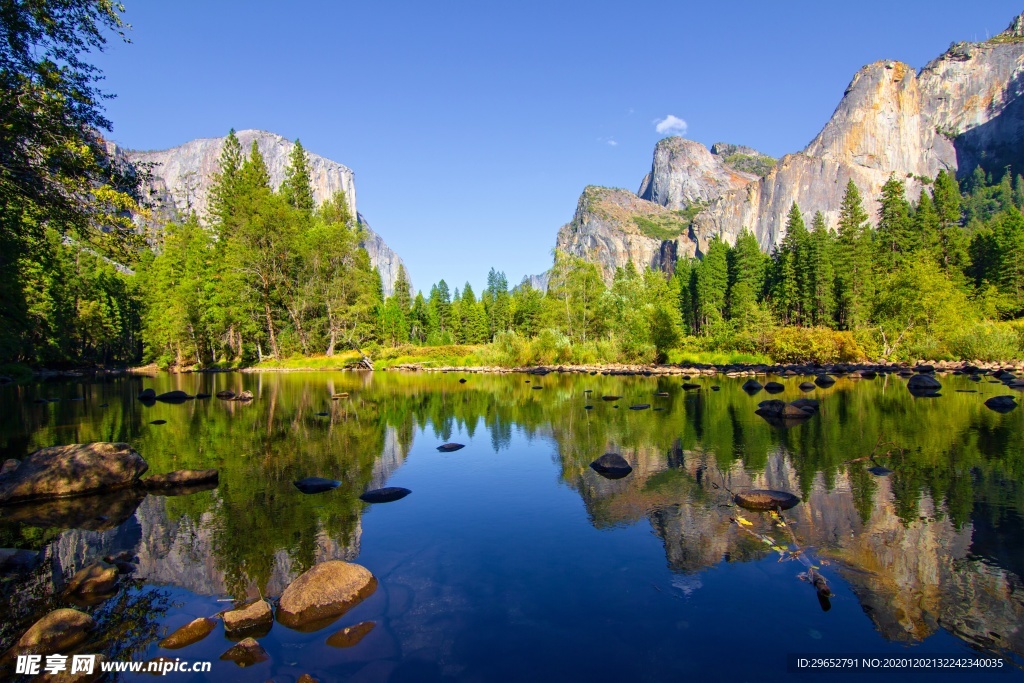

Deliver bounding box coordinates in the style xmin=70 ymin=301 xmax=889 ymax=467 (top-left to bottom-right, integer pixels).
xmin=546 ymin=12 xmax=1024 ymax=277
xmin=114 ymin=129 xmax=409 ymax=296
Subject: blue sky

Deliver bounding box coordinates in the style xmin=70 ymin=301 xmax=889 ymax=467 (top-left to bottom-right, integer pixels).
xmin=93 ymin=1 xmax=1023 ymax=294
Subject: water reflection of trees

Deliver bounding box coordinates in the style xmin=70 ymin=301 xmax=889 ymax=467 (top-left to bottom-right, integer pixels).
xmin=1 ymin=371 xmax=1022 ymax=657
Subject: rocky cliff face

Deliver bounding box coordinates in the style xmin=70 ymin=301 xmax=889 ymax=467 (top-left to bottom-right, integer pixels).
xmin=118 ymin=129 xmax=408 ymax=296
xmin=637 ymin=136 xmax=762 ymax=210
xmin=553 ymin=186 xmax=697 ymax=284
xmin=692 ymin=16 xmax=1024 ymax=253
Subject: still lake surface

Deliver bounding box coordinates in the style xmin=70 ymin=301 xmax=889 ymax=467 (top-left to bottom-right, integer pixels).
xmin=0 ymin=370 xmax=1022 ymax=682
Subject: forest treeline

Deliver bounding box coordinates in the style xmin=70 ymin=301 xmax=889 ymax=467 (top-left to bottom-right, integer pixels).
xmin=128 ymin=149 xmax=1024 ymax=366
xmin=15 ymin=131 xmax=1024 ymax=369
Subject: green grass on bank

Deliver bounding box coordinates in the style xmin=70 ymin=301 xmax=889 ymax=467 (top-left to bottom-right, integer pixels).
xmin=253 ymin=351 xmax=364 ymax=371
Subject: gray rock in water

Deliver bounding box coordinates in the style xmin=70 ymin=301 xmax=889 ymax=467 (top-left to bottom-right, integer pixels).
xmin=138 ymin=388 xmax=156 ymax=401
xmin=293 ymin=477 xmax=341 ymax=494
xmin=629 ymin=404 xmax=650 ymax=410
xmin=437 ymin=443 xmax=465 ymax=452
xmin=907 ymin=373 xmax=942 ymax=395
xmin=799 ymin=382 xmax=816 ymax=391
xmin=984 ymin=395 xmax=1017 ymax=413
xmin=590 ymin=453 xmax=633 ymax=479
xmin=0 ymin=442 xmax=147 ymax=505
xmin=216 ymin=390 xmax=236 ymax=400
xmin=764 ymin=381 xmax=785 ymax=393
xmin=742 ymin=379 xmax=763 ymax=393
xmin=814 ymin=375 xmax=835 ymax=387
xmin=359 ymin=487 xmax=411 ymax=503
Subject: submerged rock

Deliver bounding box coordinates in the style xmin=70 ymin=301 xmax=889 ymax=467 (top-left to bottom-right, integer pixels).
xmin=195 ymin=392 xmax=211 ymax=399
xmin=0 ymin=442 xmax=147 ymax=505
xmin=144 ymin=469 xmax=219 ymax=490
xmin=764 ymin=381 xmax=785 ymax=393
xmin=799 ymin=382 xmax=816 ymax=391
xmin=734 ymin=489 xmax=801 ymax=511
xmin=223 ymin=600 xmax=273 ymax=638
xmin=601 ymin=395 xmax=621 ymax=401
xmin=868 ymin=465 xmax=893 ymax=476
xmin=277 ymin=561 xmax=377 ymax=631
xmin=293 ymin=477 xmax=341 ymax=494
xmin=137 ymin=388 xmax=156 ymax=401
xmin=359 ymin=487 xmax=411 ymax=503
xmin=326 ymin=621 xmax=375 ymax=648
xmin=0 ymin=487 xmax=146 ymax=530
xmin=589 ymin=453 xmax=633 ymax=479
xmin=984 ymin=395 xmax=1018 ymax=413
xmin=159 ymin=617 xmax=217 ymax=649
xmin=813 ymin=375 xmax=835 ymax=387
xmin=234 ymin=390 xmax=254 ymax=401
xmin=66 ymin=560 xmax=119 ymax=598
xmin=154 ymin=390 xmax=192 ymax=403
xmin=216 ymin=390 xmax=236 ymax=400
xmin=219 ymin=637 xmax=269 ymax=667
xmin=682 ymin=383 xmax=701 ymax=390
xmin=150 ymin=420 xmax=167 ymax=425
xmin=437 ymin=443 xmax=465 ymax=452
xmin=629 ymin=404 xmax=650 ymax=410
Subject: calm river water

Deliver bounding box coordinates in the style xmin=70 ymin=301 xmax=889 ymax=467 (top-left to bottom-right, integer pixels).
xmin=0 ymin=370 xmax=1021 ymax=682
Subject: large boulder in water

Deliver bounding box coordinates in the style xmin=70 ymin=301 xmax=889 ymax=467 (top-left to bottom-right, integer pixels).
xmin=359 ymin=487 xmax=411 ymax=503
xmin=589 ymin=453 xmax=633 ymax=479
xmin=734 ymin=489 xmax=801 ymax=511
xmin=137 ymin=388 xmax=156 ymax=401
xmin=5 ymin=608 xmax=95 ymax=658
xmin=0 ymin=443 xmax=147 ymax=505
xmin=907 ymin=373 xmax=941 ymax=395
xmin=813 ymin=374 xmax=835 ymax=387
xmin=277 ymin=560 xmax=377 ymax=631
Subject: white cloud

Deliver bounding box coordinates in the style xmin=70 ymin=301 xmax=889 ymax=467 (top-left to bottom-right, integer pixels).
xmin=654 ymin=114 xmax=688 ymax=135
xmin=606 ymin=138 xmax=618 ymax=147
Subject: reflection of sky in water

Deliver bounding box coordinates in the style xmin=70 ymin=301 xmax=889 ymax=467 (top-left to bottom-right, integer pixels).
xmin=0 ymin=371 xmax=1022 ymax=682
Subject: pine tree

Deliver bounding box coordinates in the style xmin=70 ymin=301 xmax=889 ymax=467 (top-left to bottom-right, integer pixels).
xmin=932 ymin=170 xmax=967 ymax=273
xmin=876 ymin=175 xmax=913 ymax=268
xmin=778 ymin=202 xmax=811 ymax=325
xmin=726 ymin=229 xmax=765 ymax=328
xmin=808 ymin=212 xmax=836 ymax=326
xmin=209 ymin=129 xmax=244 ymax=229
xmin=694 ymin=237 xmax=728 ymax=334
xmin=483 ymin=268 xmax=511 ymax=339
xmin=392 ymin=264 xmax=412 ymax=313
xmin=835 ymin=180 xmax=873 ymax=329
xmin=240 ymin=141 xmax=271 ymax=192
xmin=914 ymin=189 xmax=940 ymax=259
xmin=281 ymin=139 xmax=315 ymax=214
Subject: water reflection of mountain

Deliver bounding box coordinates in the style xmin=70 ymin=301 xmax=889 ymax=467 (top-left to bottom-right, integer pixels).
xmin=569 ymin=445 xmax=1024 ymax=658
